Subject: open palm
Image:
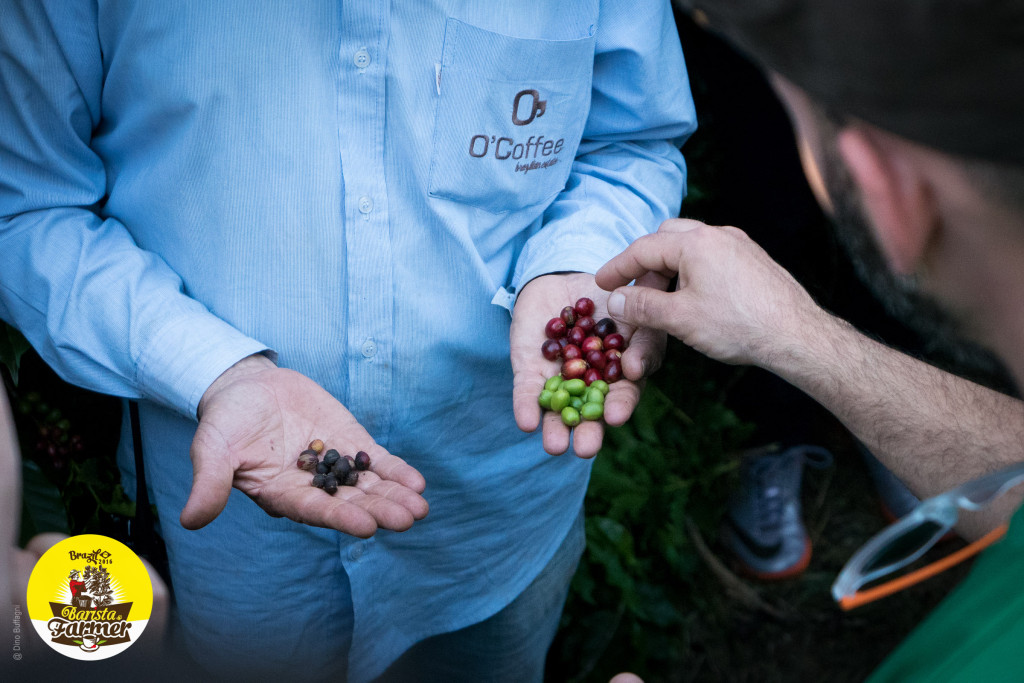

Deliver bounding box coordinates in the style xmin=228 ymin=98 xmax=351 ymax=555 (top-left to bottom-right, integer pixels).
xmin=181 ymin=363 xmax=428 ymax=537
xmin=510 ymin=273 xmax=667 ymax=458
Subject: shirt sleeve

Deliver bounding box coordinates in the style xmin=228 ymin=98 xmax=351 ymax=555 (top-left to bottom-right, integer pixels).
xmin=510 ymin=0 xmax=697 ymax=292
xmin=0 ymin=1 xmax=271 ymax=418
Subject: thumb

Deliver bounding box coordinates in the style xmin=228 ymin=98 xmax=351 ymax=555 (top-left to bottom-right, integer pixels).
xmin=606 ymin=285 xmax=686 ymax=338
xmin=179 ymin=429 xmax=236 ymax=530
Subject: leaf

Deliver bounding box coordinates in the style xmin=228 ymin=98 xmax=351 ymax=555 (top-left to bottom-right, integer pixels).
xmin=98 ymin=485 xmax=136 ymax=517
xmin=99 ymin=640 xmax=107 ymax=645
xmin=0 ymin=323 xmax=31 ymax=386
xmin=19 ymin=460 xmax=70 ymax=544
xmin=73 ymin=640 xmax=82 ymax=645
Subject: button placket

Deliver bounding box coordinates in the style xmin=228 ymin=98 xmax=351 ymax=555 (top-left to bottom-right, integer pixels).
xmin=338 ymin=0 xmax=393 ymax=440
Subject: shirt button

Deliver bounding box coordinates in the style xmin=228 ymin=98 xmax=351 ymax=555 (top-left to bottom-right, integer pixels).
xmin=348 ymin=543 xmax=364 ymax=561
xmin=353 ymin=48 xmax=371 ymax=69
xmin=361 ymin=339 xmax=377 ymax=358
xmin=358 ymin=195 xmax=373 ymax=214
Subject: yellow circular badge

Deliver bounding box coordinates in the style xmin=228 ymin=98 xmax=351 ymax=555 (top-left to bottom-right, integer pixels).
xmin=25 ymin=534 xmax=153 ymax=660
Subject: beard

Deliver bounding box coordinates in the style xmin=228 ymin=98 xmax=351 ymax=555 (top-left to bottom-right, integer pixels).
xmin=815 ymin=123 xmax=1013 ymax=389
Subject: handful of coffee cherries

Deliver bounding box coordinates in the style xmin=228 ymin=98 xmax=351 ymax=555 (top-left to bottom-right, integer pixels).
xmin=537 ymin=297 xmax=626 ymax=427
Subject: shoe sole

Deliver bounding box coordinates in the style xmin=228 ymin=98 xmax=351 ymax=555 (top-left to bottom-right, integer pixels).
xmin=733 ymin=536 xmax=812 ymax=581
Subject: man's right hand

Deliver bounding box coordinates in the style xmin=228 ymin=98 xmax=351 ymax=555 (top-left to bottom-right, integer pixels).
xmin=595 ymin=218 xmax=829 ymax=369
xmin=180 ymin=355 xmax=429 ymax=537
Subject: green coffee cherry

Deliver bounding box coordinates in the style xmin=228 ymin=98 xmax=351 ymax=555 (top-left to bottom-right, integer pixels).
xmin=561 ymin=406 xmax=581 ymax=427
xmin=550 ymin=388 xmax=571 ymax=413
xmin=585 ymin=387 xmax=605 ymax=404
xmin=538 ymin=390 xmax=554 ymax=410
xmin=570 ymin=396 xmax=585 ymax=411
xmin=544 ymin=375 xmax=564 ymax=392
xmin=562 ymin=378 xmax=587 ymax=396
xmin=589 ymin=379 xmax=610 ymax=395
xmin=581 ymin=402 xmax=604 ymax=421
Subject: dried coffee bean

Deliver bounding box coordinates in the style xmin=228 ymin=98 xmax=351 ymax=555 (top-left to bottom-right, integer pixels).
xmin=309 ymin=439 xmax=325 ymax=454
xmin=355 ymin=451 xmax=371 ymax=471
xmin=311 ymin=473 xmax=327 ymax=488
xmin=315 ymin=461 xmax=330 ymax=475
xmin=332 ymin=458 xmax=352 ymax=478
xmin=323 ymin=449 xmax=340 ymax=466
xmin=344 ymin=470 xmax=359 ymax=487
xmin=296 ymin=450 xmax=319 ymax=472
xmin=323 ymin=474 xmax=338 ymax=495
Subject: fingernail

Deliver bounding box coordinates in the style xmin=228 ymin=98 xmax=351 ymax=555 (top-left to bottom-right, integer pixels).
xmin=607 ymin=291 xmax=625 ymax=318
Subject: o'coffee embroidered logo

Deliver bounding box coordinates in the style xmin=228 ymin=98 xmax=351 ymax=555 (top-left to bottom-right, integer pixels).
xmin=26 ymin=534 xmax=152 ymax=660
xmin=512 ymin=89 xmax=546 ymax=126
xmin=467 ymin=88 xmax=565 ymax=175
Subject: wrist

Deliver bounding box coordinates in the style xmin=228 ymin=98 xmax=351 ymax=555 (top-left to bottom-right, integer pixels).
xmin=758 ymin=305 xmax=847 ymax=380
xmin=198 ymin=353 xmax=277 ymax=419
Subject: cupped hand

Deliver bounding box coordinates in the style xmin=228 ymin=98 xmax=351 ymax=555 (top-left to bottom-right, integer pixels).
xmin=595 ymin=218 xmax=825 ymax=367
xmin=510 ymin=272 xmax=667 ymax=458
xmin=181 ymin=356 xmax=429 ymax=537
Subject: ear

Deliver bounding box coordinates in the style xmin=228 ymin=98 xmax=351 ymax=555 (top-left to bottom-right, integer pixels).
xmin=836 ymin=126 xmax=937 ymax=274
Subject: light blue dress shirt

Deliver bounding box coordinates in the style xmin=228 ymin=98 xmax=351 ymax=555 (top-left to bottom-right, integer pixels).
xmin=0 ymin=1 xmax=695 ymax=679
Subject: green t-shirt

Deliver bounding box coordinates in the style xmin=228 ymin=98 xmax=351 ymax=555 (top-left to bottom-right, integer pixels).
xmin=869 ymin=505 xmax=1024 ymax=681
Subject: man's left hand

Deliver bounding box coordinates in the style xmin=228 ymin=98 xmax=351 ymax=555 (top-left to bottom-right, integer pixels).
xmin=510 ymin=272 xmax=667 ymax=458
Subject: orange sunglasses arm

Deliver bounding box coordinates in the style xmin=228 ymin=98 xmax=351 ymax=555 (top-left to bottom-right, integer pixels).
xmin=839 ymin=524 xmax=1009 ymax=611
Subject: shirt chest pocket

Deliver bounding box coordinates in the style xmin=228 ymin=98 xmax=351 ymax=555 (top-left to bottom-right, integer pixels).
xmin=428 ymin=19 xmax=596 ymax=214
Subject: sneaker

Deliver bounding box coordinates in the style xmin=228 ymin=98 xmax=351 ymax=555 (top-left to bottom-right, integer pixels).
xmin=858 ymin=443 xmax=958 ymax=541
xmin=721 ymin=444 xmax=834 ymax=580
xmin=858 ymin=442 xmax=921 ymax=522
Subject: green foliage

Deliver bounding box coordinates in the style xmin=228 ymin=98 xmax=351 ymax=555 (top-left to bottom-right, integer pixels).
xmin=550 ymin=343 xmax=754 ymax=682
xmin=19 ymin=459 xmax=71 ymax=542
xmin=0 ymin=322 xmax=31 ymax=386
xmin=9 ymin=351 xmax=130 ymax=545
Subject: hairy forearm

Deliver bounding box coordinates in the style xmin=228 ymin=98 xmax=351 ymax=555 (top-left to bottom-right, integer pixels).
xmin=763 ymin=309 xmax=1024 ymax=539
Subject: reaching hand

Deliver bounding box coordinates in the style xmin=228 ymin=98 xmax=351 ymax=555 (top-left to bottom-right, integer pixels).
xmin=510 ymin=272 xmax=667 ymax=458
xmin=595 ymin=219 xmax=825 ymax=368
xmin=180 ymin=355 xmax=429 ymax=537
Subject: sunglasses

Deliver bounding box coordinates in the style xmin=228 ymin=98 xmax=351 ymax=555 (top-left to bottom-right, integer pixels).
xmin=832 ymin=461 xmax=1024 ymax=611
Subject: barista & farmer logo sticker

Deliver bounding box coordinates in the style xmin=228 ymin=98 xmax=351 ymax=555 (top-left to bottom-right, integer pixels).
xmin=25 ymin=534 xmax=152 ymax=660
